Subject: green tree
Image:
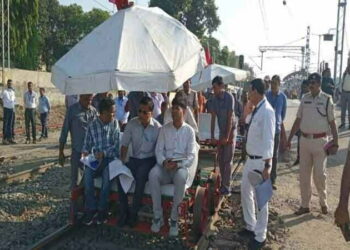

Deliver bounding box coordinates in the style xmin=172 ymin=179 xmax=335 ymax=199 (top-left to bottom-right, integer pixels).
xmin=201 ymin=36 xmax=221 ymax=64
xmin=217 ymin=46 xmax=229 ymax=65
xmin=9 ymin=0 xmax=39 ymax=68
xmin=227 ymin=51 xmax=237 ymax=68
xmin=149 ymin=0 xmax=220 ymax=39
xmin=185 ymin=0 xmax=220 ymax=38
xmin=38 ymin=2 xmax=110 ymax=71
xmin=149 ymin=0 xmax=192 ymax=20
xmin=83 ymin=8 xmax=111 ymax=35
xmin=37 ymin=0 xmax=61 ymax=70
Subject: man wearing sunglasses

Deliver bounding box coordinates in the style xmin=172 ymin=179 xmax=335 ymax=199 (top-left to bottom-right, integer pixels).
xmin=117 ymin=96 xmax=162 ymax=227
xmin=287 ymin=72 xmax=338 ymax=216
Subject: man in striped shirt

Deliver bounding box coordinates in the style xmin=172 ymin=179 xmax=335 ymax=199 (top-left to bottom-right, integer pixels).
xmin=81 ymin=98 xmax=120 ymax=225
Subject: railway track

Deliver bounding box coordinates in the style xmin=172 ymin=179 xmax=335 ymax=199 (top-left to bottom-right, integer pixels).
xmin=0 ymin=161 xmax=58 ymax=184
xmin=29 ymin=159 xmax=244 ymax=250
xmin=0 ymin=145 xmax=59 ymax=163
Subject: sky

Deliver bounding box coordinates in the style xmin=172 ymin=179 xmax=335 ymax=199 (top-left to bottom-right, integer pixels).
xmin=58 ymin=0 xmax=348 ymax=79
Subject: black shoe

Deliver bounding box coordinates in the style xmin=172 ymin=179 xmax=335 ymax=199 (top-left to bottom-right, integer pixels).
xmin=238 ymin=229 xmax=255 ymax=239
xmin=9 ymin=139 xmax=17 ymax=144
xmin=293 ymin=159 xmax=299 ymax=166
xmin=96 ymin=211 xmax=108 ymax=225
xmin=82 ymin=211 xmax=97 ymax=226
xmin=339 ymin=124 xmax=345 ymax=129
xmin=294 ymin=207 xmax=310 ymax=216
xmin=248 ymin=238 xmax=266 ymax=250
xmin=128 ymin=213 xmax=138 ymax=228
xmin=118 ymin=212 xmax=129 ymax=227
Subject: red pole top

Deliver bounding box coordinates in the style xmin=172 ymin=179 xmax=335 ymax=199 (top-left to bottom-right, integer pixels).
xmin=109 ymin=0 xmax=134 ymax=10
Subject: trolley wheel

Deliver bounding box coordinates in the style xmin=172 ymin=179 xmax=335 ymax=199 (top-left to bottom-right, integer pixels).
xmin=207 ymin=171 xmax=221 ymax=215
xmin=192 ymin=186 xmax=209 ymax=239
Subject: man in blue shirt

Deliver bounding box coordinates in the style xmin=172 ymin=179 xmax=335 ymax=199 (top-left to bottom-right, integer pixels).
xmin=81 ymin=98 xmax=120 ymax=225
xmin=210 ymin=76 xmax=237 ymax=195
xmin=266 ymin=75 xmax=287 ymax=190
xmin=38 ymin=88 xmax=51 ymax=140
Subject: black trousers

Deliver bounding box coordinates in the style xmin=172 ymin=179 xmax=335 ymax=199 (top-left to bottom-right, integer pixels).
xmin=25 ymin=108 xmax=36 ymax=140
xmin=271 ymin=133 xmax=280 ymax=185
xmin=117 ymin=156 xmax=156 ymax=216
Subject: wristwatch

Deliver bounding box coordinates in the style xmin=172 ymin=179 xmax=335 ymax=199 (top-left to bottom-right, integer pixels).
xmin=264 ymin=162 xmax=271 ymax=169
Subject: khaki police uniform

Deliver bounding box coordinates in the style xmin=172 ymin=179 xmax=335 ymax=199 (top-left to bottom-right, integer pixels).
xmin=297 ymin=91 xmax=335 ymax=208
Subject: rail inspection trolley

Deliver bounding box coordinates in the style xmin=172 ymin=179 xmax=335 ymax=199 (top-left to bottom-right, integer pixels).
xmin=70 ymin=145 xmax=220 ymax=244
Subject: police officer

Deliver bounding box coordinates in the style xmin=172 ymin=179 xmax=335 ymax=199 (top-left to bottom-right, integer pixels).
xmin=287 ymin=73 xmax=339 ymax=215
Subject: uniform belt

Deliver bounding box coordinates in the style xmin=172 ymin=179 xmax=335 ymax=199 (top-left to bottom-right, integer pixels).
xmin=301 ymin=132 xmax=327 ymax=139
xmin=248 ymin=154 xmax=262 ymax=160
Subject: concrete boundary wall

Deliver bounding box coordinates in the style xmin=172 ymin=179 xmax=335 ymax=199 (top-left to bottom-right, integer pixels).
xmin=0 ymin=68 xmax=65 ymax=106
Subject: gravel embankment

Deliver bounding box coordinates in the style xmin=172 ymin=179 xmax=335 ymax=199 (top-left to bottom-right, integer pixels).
xmin=0 ymin=165 xmax=70 ymax=250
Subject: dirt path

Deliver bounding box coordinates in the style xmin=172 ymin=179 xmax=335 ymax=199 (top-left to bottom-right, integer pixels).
xmin=268 ymin=135 xmax=349 ymax=250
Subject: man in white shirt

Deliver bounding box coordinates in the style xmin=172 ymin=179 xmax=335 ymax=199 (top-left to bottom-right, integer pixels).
xmin=149 ymin=98 xmax=196 ymax=237
xmin=23 ymin=81 xmax=38 ymax=144
xmin=239 ymin=79 xmax=275 ymax=250
xmin=149 ymin=92 xmax=164 ymax=119
xmin=340 ymin=59 xmax=350 ymax=129
xmin=65 ymin=95 xmax=78 ymax=109
xmin=1 ymin=79 xmax=16 ymax=144
xmin=114 ymin=90 xmax=129 ymax=131
xmin=163 ymin=100 xmax=199 ymax=135
xmin=175 ymin=80 xmax=199 ymax=123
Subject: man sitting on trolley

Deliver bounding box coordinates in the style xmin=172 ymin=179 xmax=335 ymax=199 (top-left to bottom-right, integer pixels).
xmin=149 ymin=97 xmax=197 ymax=237
xmin=81 ymin=98 xmax=120 ymax=225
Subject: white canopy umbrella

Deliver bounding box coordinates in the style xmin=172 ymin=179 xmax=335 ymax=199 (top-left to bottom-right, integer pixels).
xmin=191 ymin=64 xmax=250 ymax=91
xmin=51 ymin=6 xmax=206 ymax=95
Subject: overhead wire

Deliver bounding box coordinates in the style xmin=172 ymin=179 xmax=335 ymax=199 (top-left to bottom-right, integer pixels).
xmin=258 ymin=0 xmax=269 ymax=41
xmin=93 ymin=0 xmax=114 ymax=13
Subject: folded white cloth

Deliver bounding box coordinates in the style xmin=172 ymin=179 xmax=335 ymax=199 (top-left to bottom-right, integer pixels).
xmin=108 ymin=159 xmax=134 ymax=193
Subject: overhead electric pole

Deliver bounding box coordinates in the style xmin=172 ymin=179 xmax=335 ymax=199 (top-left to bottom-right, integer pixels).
xmin=334 ymin=0 xmax=347 ymax=85
xmin=305 ymin=26 xmax=311 ymax=75
xmin=0 ymin=0 xmax=10 ymax=85
xmin=259 ymin=46 xmax=305 ymax=71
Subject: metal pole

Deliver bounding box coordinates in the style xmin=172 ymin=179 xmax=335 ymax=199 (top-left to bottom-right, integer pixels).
xmin=301 ymin=47 xmax=305 ymax=70
xmin=1 ymin=0 xmax=5 ymax=85
xmin=334 ymin=0 xmax=341 ymax=84
xmin=261 ymin=51 xmax=264 ymax=70
xmin=318 ymin=35 xmax=321 ymax=73
xmin=338 ymin=0 xmax=347 ymax=85
xmin=7 ymin=0 xmax=9 ymax=69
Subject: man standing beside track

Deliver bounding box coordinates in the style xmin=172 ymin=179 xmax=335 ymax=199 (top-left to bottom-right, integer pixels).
xmin=210 ymin=76 xmax=237 ymax=195
xmin=175 ymin=79 xmax=199 ymax=123
xmin=24 ymin=81 xmax=38 ymax=144
xmin=287 ymin=73 xmax=338 ymax=216
xmin=266 ymin=75 xmax=287 ymax=190
xmin=59 ymin=94 xmax=98 ymax=189
xmin=339 ymin=59 xmax=350 ymax=129
xmin=239 ymin=78 xmax=275 ymax=250
xmin=1 ymin=79 xmax=16 ymax=145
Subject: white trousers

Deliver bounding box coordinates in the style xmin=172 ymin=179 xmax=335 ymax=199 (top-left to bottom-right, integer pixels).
xmin=241 ymin=158 xmax=268 ymax=242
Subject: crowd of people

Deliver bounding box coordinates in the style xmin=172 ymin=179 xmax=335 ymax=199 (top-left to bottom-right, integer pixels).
xmin=1 ymin=80 xmax=51 ymax=145
xmin=2 ymin=69 xmax=350 ymax=249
